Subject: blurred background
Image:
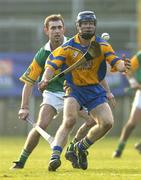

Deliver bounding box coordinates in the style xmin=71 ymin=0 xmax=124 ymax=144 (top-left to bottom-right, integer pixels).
xmin=0 ymin=0 xmax=141 ymax=137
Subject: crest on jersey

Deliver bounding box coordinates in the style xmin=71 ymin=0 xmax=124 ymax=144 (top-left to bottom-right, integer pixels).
xmin=73 ymin=51 xmax=79 ymax=58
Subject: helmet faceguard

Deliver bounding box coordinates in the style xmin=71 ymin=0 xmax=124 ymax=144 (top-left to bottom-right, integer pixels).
xmin=76 ymin=11 xmax=97 ymax=40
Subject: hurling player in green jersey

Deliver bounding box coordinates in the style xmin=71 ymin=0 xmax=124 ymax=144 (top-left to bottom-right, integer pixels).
xmin=11 ymin=14 xmax=97 ymax=170
xmin=113 ymin=51 xmax=141 ymax=158
xmin=11 ymin=14 xmax=68 ymax=169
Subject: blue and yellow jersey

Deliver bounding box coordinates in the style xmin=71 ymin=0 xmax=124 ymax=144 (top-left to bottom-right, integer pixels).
xmin=130 ymin=51 xmax=141 ymax=83
xmin=20 ymin=36 xmax=68 ymax=92
xmin=46 ymin=34 xmax=122 ymax=86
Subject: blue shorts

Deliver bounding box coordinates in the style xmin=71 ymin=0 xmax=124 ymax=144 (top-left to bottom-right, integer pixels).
xmin=65 ymin=83 xmax=107 ymax=112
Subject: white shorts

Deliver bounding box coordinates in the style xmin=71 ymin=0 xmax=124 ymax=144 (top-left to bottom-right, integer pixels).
xmin=132 ymin=90 xmax=141 ymax=109
xmin=41 ymin=90 xmax=65 ymax=113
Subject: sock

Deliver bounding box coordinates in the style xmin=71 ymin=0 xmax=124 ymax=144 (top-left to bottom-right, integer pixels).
xmin=117 ymin=141 xmax=126 ymax=152
xmin=18 ymin=149 xmax=30 ymax=165
xmin=67 ymin=138 xmax=78 ymax=152
xmin=78 ymin=137 xmax=93 ymax=151
xmin=51 ymin=146 xmax=62 ymax=159
xmin=71 ymin=138 xmax=78 ymax=144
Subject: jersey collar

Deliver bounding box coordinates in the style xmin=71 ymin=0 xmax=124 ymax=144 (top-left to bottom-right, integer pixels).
xmin=74 ymin=33 xmax=96 ymax=44
xmin=44 ymin=36 xmax=67 ymax=51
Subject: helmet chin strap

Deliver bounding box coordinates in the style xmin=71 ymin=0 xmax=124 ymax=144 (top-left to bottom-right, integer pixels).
xmin=80 ymin=33 xmax=95 ymax=40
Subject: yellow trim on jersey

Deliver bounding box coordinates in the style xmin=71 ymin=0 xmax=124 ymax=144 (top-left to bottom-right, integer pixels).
xmin=20 ymin=59 xmax=43 ymax=85
xmin=131 ymin=55 xmax=139 ymax=72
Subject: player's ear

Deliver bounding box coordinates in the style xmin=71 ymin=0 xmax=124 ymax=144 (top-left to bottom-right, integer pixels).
xmin=63 ymin=26 xmax=66 ymax=34
xmin=44 ymin=26 xmax=49 ymax=35
xmin=76 ymin=22 xmax=80 ymax=30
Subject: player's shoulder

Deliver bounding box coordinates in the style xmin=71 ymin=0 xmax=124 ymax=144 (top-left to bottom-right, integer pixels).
xmin=135 ymin=51 xmax=141 ymax=65
xmin=96 ymin=36 xmax=110 ymax=46
xmin=34 ymin=45 xmax=51 ymax=66
xmin=41 ymin=44 xmax=51 ymax=54
xmin=136 ymin=50 xmax=141 ymax=58
xmin=62 ymin=36 xmax=74 ymax=48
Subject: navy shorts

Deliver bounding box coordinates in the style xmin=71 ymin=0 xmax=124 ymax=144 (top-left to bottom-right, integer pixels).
xmin=65 ymin=83 xmax=107 ymax=112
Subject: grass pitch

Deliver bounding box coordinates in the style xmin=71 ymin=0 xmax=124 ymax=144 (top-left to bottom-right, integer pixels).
xmin=0 ymin=136 xmax=141 ymax=180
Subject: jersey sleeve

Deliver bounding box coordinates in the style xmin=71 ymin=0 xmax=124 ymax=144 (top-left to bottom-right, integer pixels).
xmin=102 ymin=42 xmax=122 ymax=72
xmin=20 ymin=59 xmax=43 ymax=85
xmin=45 ymin=46 xmax=67 ymax=72
xmin=130 ymin=55 xmax=139 ymax=72
xmin=20 ymin=47 xmax=48 ymax=85
xmin=130 ymin=51 xmax=141 ymax=72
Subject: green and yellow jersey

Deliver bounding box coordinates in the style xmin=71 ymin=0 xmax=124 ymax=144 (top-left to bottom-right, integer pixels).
xmin=130 ymin=51 xmax=141 ymax=84
xmin=46 ymin=34 xmax=122 ymax=86
xmin=20 ymin=37 xmax=68 ymax=92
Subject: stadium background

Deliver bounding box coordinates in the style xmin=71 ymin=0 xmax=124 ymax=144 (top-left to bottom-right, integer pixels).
xmin=0 ymin=0 xmax=141 ymax=137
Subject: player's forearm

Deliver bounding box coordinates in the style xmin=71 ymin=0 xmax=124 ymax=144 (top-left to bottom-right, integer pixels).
xmin=42 ymin=67 xmax=54 ymax=82
xmin=20 ymin=83 xmax=33 ymax=109
xmin=38 ymin=68 xmax=54 ymax=92
xmin=128 ymin=77 xmax=138 ymax=85
xmin=126 ymin=74 xmax=140 ymax=88
xmin=100 ymin=79 xmax=111 ymax=93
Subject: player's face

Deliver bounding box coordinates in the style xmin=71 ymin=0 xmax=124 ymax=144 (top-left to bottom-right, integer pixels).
xmin=77 ymin=21 xmax=96 ymax=39
xmin=45 ymin=20 xmax=65 ymax=44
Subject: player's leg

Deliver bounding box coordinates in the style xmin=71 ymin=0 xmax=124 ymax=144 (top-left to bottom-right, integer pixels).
xmin=134 ymin=91 xmax=141 ymax=153
xmin=74 ymin=110 xmax=96 ymax=141
xmin=113 ymin=90 xmax=141 ymax=158
xmin=65 ymin=110 xmax=96 ymax=168
xmin=75 ymin=102 xmax=113 ymax=170
xmin=48 ymin=97 xmax=80 ymax=171
xmin=11 ymin=91 xmax=63 ymax=169
xmin=113 ymin=108 xmax=141 ymax=157
xmin=11 ymin=104 xmax=56 ymax=169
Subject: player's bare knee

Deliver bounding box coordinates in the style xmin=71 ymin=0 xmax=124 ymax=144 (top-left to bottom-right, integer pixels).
xmin=102 ymin=120 xmax=113 ymax=131
xmin=64 ymin=117 xmax=76 ymax=129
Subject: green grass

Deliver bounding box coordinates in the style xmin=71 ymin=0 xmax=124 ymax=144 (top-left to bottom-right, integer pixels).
xmin=0 ymin=137 xmax=141 ymax=180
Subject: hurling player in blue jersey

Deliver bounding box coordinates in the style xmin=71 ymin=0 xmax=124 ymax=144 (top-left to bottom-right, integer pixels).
xmin=39 ymin=10 xmax=130 ymax=171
